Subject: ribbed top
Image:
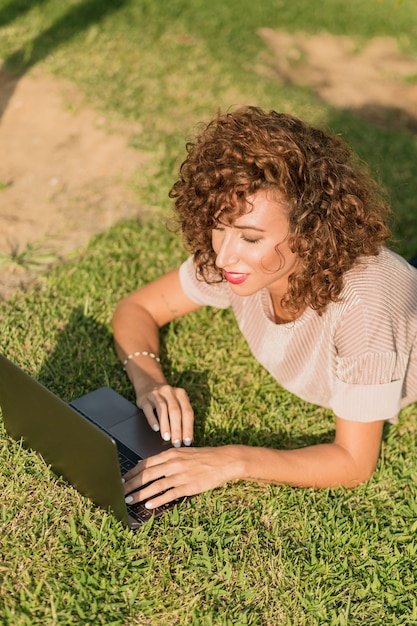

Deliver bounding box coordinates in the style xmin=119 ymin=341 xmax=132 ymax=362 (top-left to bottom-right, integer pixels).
xmin=179 ymin=248 xmax=417 ymax=423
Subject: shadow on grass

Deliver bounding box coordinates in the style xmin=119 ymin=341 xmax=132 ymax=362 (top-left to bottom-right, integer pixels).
xmin=34 ymin=306 xmax=353 ymax=452
xmin=324 ymin=108 xmax=417 ymax=257
xmin=205 ymin=419 xmax=393 ymax=449
xmin=0 ymin=0 xmax=129 ymax=119
xmin=0 ymin=0 xmax=50 ymax=28
xmin=36 ymin=306 xmax=212 ymax=444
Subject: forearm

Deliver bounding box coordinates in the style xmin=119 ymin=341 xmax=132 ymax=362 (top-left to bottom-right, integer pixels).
xmin=112 ymin=298 xmax=167 ymax=394
xmin=235 ymin=440 xmax=377 ymax=489
xmin=123 ymin=420 xmax=383 ymax=508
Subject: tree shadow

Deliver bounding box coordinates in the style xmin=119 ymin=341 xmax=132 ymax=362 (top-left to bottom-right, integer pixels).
xmin=0 ymin=0 xmax=50 ymax=29
xmin=0 ymin=0 xmax=129 ymax=120
xmin=324 ymin=106 xmax=417 ymax=258
xmin=350 ymin=102 xmax=417 ymax=136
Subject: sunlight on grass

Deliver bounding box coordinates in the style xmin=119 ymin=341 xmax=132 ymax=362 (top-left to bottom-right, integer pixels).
xmin=1 ymin=219 xmax=417 ymax=624
xmin=1 ymin=0 xmax=417 ymax=623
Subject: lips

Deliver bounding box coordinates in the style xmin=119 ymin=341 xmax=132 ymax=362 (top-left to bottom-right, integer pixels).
xmin=223 ymin=271 xmax=249 ymax=285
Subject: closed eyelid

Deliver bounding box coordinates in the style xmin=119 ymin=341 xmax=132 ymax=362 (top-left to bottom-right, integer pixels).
xmin=242 ymin=235 xmax=261 ymax=243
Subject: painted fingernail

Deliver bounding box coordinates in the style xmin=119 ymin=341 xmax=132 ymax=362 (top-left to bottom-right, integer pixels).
xmin=152 ymin=423 xmax=160 ymax=432
xmin=121 ymin=478 xmax=125 ymax=484
xmin=163 ymin=432 xmax=171 ymax=441
xmin=125 ymin=496 xmax=133 ymax=504
xmin=173 ymin=439 xmax=181 ymax=448
xmin=145 ymin=501 xmax=153 ymax=509
xmin=184 ymin=438 xmax=192 ymax=446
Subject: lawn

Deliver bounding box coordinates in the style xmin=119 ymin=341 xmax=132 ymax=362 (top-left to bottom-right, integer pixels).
xmin=1 ymin=1 xmax=417 ymax=624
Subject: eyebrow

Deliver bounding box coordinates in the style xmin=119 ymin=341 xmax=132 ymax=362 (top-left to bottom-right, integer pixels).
xmin=215 ymin=217 xmax=266 ymax=233
xmin=234 ymin=224 xmax=266 ymax=232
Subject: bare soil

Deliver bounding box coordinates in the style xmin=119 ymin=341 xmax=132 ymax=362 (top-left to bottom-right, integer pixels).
xmin=1 ymin=32 xmax=417 ymax=299
xmin=0 ymin=67 xmax=146 ymax=299
xmin=258 ymin=31 xmax=417 ymax=131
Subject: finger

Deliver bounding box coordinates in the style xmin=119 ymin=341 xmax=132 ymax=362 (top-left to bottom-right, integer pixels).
xmin=151 ymin=395 xmax=171 ymax=442
xmin=175 ymin=388 xmax=194 ymax=445
xmin=123 ymin=450 xmax=181 ymax=497
xmin=152 ymin=388 xmax=185 ymax=446
xmin=124 ymin=470 xmax=186 ymax=509
xmin=139 ymin=399 xmax=160 ymax=432
xmin=141 ymin=485 xmax=185 ymax=510
xmin=164 ymin=398 xmax=185 ymax=448
xmin=122 ymin=449 xmax=172 ymax=491
xmin=122 ymin=460 xmax=146 ymax=494
xmin=137 ymin=468 xmax=201 ymax=509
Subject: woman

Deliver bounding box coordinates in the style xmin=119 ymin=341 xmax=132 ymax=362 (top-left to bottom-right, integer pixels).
xmin=112 ymin=106 xmax=417 ymax=512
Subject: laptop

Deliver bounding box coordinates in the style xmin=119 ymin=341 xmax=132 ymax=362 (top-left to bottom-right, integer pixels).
xmin=0 ymin=352 xmax=179 ymax=529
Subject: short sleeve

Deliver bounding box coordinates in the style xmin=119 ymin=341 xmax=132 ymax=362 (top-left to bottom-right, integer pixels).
xmin=330 ymin=378 xmax=402 ymax=422
xmin=331 ymin=351 xmax=408 ymax=422
xmin=329 ymin=257 xmax=413 ymax=422
xmin=179 ymin=257 xmax=232 ymax=309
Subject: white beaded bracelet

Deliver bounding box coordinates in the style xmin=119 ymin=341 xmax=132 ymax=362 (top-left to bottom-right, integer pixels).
xmin=122 ymin=351 xmax=161 ymax=371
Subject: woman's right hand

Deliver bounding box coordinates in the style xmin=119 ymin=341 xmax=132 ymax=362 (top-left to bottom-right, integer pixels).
xmin=136 ymin=383 xmax=194 ymax=448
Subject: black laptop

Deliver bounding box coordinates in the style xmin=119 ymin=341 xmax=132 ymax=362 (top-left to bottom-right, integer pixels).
xmin=0 ymin=352 xmax=178 ymax=529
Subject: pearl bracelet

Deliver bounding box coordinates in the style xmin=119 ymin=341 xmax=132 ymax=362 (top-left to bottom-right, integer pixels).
xmin=122 ymin=351 xmax=161 ymax=371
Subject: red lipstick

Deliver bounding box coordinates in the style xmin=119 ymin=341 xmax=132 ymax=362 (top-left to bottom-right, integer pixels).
xmin=223 ymin=271 xmax=249 ymax=285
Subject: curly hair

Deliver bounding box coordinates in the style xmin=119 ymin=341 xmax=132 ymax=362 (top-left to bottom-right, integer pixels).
xmin=169 ymin=106 xmax=391 ymax=314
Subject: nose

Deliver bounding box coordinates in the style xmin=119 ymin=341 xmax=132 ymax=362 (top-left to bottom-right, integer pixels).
xmin=214 ymin=229 xmax=239 ymax=269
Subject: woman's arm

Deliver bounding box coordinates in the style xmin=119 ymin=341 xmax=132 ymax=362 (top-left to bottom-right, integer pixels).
xmin=123 ymin=416 xmax=385 ymax=508
xmin=112 ymin=268 xmax=202 ymax=445
xmin=241 ymin=416 xmax=384 ymax=487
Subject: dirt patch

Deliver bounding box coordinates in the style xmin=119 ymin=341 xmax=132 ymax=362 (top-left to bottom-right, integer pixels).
xmin=258 ymin=31 xmax=417 ymax=131
xmin=0 ymin=66 xmax=146 ymax=299
xmin=1 ymin=33 xmax=417 ymax=300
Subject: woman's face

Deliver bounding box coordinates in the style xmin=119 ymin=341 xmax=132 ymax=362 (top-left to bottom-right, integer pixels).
xmin=212 ymin=189 xmax=298 ymax=298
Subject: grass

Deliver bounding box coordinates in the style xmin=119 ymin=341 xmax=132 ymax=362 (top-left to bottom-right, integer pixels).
xmin=1 ymin=0 xmax=417 ymax=624
xmin=0 ymin=241 xmax=58 ymax=272
xmin=1 ymin=221 xmax=417 ymax=625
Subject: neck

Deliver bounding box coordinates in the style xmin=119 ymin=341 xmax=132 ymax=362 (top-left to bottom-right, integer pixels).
xmin=270 ymin=293 xmax=302 ymax=325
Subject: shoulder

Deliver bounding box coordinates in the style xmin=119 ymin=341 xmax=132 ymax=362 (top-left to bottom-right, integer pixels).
xmin=331 ymin=247 xmax=417 ymax=355
xmin=179 ymin=256 xmax=232 ymax=309
xmin=340 ymin=248 xmax=417 ymax=310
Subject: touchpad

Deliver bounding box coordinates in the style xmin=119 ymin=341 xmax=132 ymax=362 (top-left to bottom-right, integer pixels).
xmin=109 ymin=415 xmax=172 ymax=459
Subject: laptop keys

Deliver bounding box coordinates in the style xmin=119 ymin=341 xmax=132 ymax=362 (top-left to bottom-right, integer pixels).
xmin=118 ymin=449 xmax=181 ymax=523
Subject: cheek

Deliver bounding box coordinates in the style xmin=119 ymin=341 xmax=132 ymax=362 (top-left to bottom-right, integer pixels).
xmin=261 ymin=242 xmax=296 ymax=273
xmin=260 ymin=245 xmax=284 ymax=272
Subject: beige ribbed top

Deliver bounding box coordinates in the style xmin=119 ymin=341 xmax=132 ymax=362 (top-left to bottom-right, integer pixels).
xmin=179 ymin=248 xmax=417 ymax=423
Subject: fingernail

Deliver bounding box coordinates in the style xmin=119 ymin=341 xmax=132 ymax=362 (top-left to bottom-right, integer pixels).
xmin=184 ymin=438 xmax=192 ymax=446
xmin=145 ymin=501 xmax=153 ymax=509
xmin=121 ymin=478 xmax=125 ymax=484
xmin=173 ymin=439 xmax=181 ymax=448
xmin=152 ymin=423 xmax=160 ymax=432
xmin=163 ymin=432 xmax=171 ymax=441
xmin=125 ymin=496 xmax=133 ymax=503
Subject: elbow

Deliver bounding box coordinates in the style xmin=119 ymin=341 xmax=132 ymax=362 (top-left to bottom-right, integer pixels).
xmin=342 ymin=468 xmax=375 ymax=489
xmin=111 ymin=294 xmax=139 ymax=331
xmin=333 ymin=444 xmax=378 ymax=488
xmin=343 ymin=460 xmax=378 ymax=489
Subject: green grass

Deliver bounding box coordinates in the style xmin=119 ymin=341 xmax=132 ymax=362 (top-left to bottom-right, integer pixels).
xmin=1 ymin=0 xmax=417 ymax=624
xmin=1 ymin=221 xmax=417 ymax=625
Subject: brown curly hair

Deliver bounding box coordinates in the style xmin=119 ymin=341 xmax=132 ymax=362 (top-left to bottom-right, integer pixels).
xmin=169 ymin=106 xmax=391 ymax=314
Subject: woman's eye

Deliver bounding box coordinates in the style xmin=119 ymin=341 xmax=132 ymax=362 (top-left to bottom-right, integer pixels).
xmin=242 ymin=236 xmax=260 ymax=244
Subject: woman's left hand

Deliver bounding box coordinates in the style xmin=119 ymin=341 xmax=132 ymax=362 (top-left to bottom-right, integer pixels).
xmin=122 ymin=445 xmax=246 ymax=510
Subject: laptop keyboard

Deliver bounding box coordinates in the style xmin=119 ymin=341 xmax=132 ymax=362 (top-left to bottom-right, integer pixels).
xmin=118 ymin=451 xmax=176 ymax=523
xmin=69 ymin=400 xmax=178 ymax=524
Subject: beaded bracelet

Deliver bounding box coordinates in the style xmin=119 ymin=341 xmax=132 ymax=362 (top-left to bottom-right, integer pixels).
xmin=122 ymin=351 xmax=161 ymax=371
